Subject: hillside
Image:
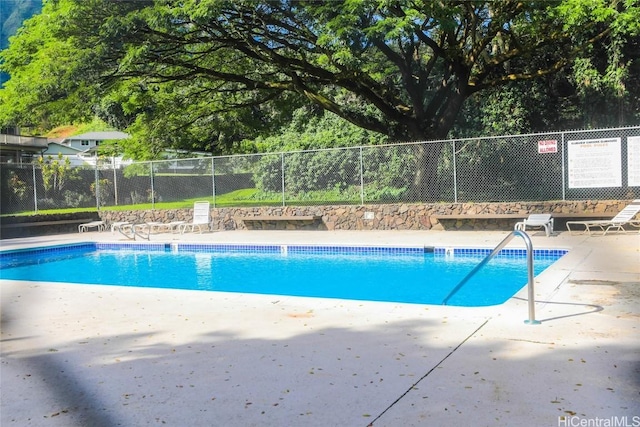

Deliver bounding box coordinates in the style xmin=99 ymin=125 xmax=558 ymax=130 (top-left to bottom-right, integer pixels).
xmin=1 ymin=0 xmax=42 ymax=85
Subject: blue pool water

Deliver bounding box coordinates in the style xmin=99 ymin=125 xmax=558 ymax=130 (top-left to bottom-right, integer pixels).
xmin=0 ymin=243 xmax=567 ymax=306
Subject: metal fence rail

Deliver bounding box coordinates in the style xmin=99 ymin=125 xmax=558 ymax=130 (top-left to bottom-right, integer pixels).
xmin=2 ymin=126 xmax=638 ymax=214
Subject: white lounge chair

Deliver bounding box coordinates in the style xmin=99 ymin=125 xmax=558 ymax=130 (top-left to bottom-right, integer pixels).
xmin=179 ymin=201 xmax=211 ymax=233
xmin=566 ymin=200 xmax=640 ymax=235
xmin=164 ymin=220 xmax=186 ymax=233
xmin=514 ymin=214 xmax=554 ymax=236
xmin=78 ymin=220 xmax=106 ymax=233
xmin=113 ymin=222 xmax=144 ymax=240
xmin=139 ymin=221 xmax=185 ymax=234
xmin=113 ymin=219 xmax=186 ymax=240
xmin=110 ymin=221 xmax=130 ymax=233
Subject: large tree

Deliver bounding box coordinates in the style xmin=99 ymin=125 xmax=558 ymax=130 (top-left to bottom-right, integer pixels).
xmin=1 ymin=0 xmax=638 ymax=196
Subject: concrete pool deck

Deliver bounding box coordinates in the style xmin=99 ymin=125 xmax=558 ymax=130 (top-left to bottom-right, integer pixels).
xmin=1 ymin=229 xmax=638 ymax=426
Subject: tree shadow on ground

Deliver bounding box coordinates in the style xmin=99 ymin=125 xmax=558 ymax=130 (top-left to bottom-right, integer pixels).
xmin=1 ymin=281 xmax=638 ymax=427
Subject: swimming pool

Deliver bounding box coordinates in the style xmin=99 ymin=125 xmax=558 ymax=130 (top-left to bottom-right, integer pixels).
xmin=0 ymin=243 xmax=567 ymax=306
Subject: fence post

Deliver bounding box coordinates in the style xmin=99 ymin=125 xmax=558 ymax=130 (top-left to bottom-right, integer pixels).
xmin=113 ymin=158 xmax=118 ymax=205
xmin=561 ymin=131 xmax=566 ymax=201
xmin=32 ymin=163 xmax=38 ymax=213
xmin=452 ymin=140 xmax=458 ymax=203
xmin=150 ymin=161 xmax=155 ymax=210
xmin=211 ymin=157 xmax=216 ymax=208
xmin=281 ymin=153 xmax=285 ymax=207
xmin=359 ymin=147 xmax=364 ymax=205
xmin=94 ymin=160 xmax=100 ymax=210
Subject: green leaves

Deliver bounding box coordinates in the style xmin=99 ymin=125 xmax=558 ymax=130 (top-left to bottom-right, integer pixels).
xmin=1 ymin=0 xmax=638 ymax=155
xmin=0 ymin=0 xmax=99 ymax=128
xmin=38 ymin=153 xmax=77 ymax=194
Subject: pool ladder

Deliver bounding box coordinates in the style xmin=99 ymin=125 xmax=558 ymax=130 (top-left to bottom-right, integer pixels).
xmin=441 ymin=230 xmax=541 ymax=325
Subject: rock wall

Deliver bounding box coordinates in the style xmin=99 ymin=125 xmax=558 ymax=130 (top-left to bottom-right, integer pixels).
xmin=97 ymin=200 xmax=630 ymax=231
xmin=0 ymin=212 xmax=101 ymax=238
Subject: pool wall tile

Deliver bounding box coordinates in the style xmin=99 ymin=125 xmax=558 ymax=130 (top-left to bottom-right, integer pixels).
xmin=175 ymin=244 xmax=429 ymax=256
xmin=0 ymin=242 xmax=95 ymax=258
xmin=176 ymin=244 xmax=282 ymax=253
xmin=95 ymin=242 xmax=166 ymax=251
xmin=285 ymin=245 xmax=426 ymax=256
xmin=433 ymin=247 xmax=568 ymax=259
xmin=1 ymin=242 xmax=568 ymax=264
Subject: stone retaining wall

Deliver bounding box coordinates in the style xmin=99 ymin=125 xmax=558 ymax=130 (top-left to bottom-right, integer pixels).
xmin=0 ymin=212 xmax=101 ymax=239
xmin=97 ymin=200 xmax=630 ymax=231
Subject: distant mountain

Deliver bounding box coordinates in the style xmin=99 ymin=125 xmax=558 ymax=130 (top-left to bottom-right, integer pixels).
xmin=1 ymin=0 xmax=43 ymax=86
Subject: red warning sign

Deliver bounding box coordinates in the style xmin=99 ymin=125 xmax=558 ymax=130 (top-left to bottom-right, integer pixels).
xmin=538 ymin=140 xmax=558 ymax=153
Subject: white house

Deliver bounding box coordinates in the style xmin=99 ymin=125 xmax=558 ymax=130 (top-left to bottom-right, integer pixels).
xmin=40 ymin=141 xmax=86 ymax=167
xmin=41 ymin=131 xmax=132 ymax=168
xmin=41 ymin=131 xmax=212 ymax=169
xmin=63 ymin=131 xmax=130 ymax=150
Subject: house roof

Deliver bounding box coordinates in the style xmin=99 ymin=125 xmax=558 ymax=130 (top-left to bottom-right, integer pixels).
xmin=64 ymin=131 xmax=130 ymax=141
xmin=43 ymin=141 xmax=84 ymax=155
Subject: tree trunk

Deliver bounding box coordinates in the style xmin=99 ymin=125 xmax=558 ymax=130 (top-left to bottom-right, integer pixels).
xmin=409 ymin=90 xmax=466 ymax=201
xmin=409 ymin=142 xmax=445 ymax=201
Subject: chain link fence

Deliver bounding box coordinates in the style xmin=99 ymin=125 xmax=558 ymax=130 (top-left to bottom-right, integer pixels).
xmin=2 ymin=126 xmax=638 ymax=215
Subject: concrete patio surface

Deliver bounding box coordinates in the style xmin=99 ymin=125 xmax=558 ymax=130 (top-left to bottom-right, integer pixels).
xmin=1 ymin=229 xmax=638 ymax=426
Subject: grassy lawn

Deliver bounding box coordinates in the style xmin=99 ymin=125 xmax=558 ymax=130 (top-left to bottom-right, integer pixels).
xmin=4 ymin=188 xmax=360 ymax=216
xmin=105 ymin=189 xmax=280 ymax=211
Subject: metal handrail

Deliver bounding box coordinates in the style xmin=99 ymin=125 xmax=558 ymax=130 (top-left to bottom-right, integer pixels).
xmin=442 ymin=230 xmax=540 ymax=325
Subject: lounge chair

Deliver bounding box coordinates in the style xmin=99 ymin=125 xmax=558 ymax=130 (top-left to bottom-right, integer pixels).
xmin=78 ymin=220 xmax=106 ymax=233
xmin=179 ymin=201 xmax=211 ymax=233
xmin=110 ymin=221 xmax=130 ymax=233
xmin=514 ymin=214 xmax=554 ymax=237
xmin=167 ymin=220 xmax=186 ymax=232
xmin=113 ymin=222 xmax=142 ymax=240
xmin=140 ymin=221 xmax=185 ymax=234
xmin=566 ymin=200 xmax=640 ymax=235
